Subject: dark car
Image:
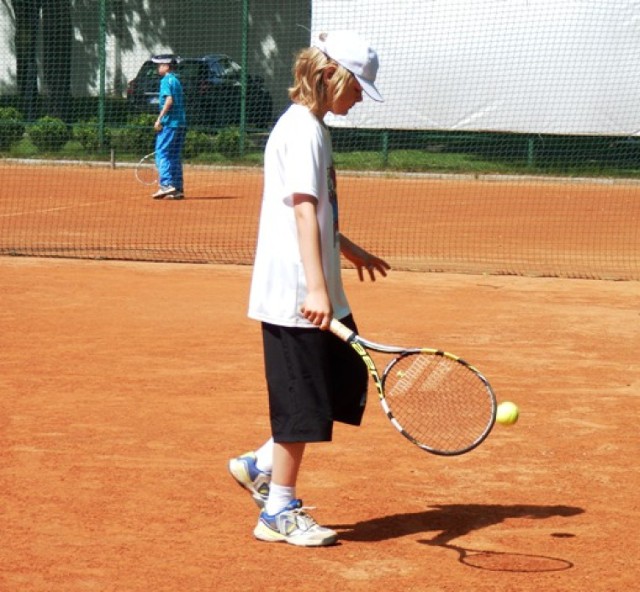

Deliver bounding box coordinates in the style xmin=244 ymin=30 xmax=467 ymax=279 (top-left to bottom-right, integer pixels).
xmin=127 ymin=54 xmax=273 ymax=128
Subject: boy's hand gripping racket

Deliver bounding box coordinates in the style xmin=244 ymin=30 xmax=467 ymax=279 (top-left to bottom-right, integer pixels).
xmin=329 ymin=318 xmax=497 ymax=456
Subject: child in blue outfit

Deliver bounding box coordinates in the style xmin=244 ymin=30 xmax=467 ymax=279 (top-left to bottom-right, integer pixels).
xmin=229 ymin=31 xmax=389 ymax=547
xmin=151 ymin=55 xmax=186 ymax=200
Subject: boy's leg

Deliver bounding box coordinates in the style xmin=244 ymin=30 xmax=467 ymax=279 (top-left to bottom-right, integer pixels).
xmin=154 ymin=127 xmax=176 ymax=189
xmin=265 ymin=441 xmax=305 ymax=515
xmin=254 ymin=438 xmax=274 ymax=472
xmin=231 ymin=323 xmax=338 ymax=545
xmin=255 ymin=443 xmax=338 ymax=547
xmin=165 ymin=127 xmax=186 ymax=198
xmin=252 ymin=324 xmax=338 ymax=546
xmin=255 ymin=444 xmax=338 ymax=548
xmin=271 ymin=441 xmax=304 ymax=487
xmin=173 ymin=128 xmax=186 ymax=191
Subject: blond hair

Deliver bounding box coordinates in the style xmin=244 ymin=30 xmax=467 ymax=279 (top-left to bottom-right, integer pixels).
xmin=289 ymin=47 xmax=354 ymax=115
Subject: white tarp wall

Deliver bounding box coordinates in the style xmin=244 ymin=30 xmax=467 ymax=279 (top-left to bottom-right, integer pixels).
xmin=313 ymin=0 xmax=640 ymax=135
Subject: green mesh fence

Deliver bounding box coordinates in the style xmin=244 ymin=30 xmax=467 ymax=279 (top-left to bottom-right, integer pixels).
xmin=0 ymin=1 xmax=638 ymax=279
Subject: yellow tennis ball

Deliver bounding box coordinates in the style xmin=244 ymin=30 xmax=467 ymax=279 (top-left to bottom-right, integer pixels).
xmin=496 ymin=401 xmax=519 ymax=426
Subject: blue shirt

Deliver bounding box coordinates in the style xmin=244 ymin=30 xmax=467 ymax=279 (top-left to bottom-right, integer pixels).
xmin=159 ymin=72 xmax=186 ymax=128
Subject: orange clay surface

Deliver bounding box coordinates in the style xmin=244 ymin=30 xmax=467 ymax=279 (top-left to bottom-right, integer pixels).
xmin=1 ymin=256 xmax=639 ymax=592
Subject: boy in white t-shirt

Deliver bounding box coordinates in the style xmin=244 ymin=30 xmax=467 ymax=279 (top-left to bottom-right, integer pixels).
xmin=229 ymin=30 xmax=389 ymax=547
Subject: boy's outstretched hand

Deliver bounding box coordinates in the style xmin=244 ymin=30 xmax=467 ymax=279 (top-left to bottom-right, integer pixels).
xmin=339 ymin=234 xmax=391 ymax=282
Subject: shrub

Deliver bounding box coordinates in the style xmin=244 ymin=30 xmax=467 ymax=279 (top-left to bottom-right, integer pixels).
xmin=28 ymin=116 xmax=71 ymax=152
xmin=114 ymin=114 xmax=156 ymax=154
xmin=213 ymin=127 xmax=243 ymax=158
xmin=184 ymin=130 xmax=214 ymax=158
xmin=0 ymin=107 xmax=26 ymax=151
xmin=74 ymin=119 xmax=112 ymax=151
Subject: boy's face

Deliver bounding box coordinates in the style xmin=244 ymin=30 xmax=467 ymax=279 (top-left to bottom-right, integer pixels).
xmin=157 ymin=63 xmax=171 ymax=76
xmin=329 ymin=73 xmax=363 ymax=116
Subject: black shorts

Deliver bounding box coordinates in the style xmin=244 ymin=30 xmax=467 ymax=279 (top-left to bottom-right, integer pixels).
xmin=262 ymin=314 xmax=368 ymax=443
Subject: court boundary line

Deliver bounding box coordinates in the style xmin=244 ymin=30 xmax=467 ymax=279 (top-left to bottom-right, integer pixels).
xmin=3 ymin=157 xmax=639 ymax=186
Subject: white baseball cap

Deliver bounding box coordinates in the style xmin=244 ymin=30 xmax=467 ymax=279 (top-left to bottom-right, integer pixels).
xmin=151 ymin=54 xmax=179 ymax=65
xmin=312 ymin=30 xmax=383 ymax=102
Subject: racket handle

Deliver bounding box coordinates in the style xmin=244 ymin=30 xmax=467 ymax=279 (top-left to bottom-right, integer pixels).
xmin=329 ymin=318 xmax=355 ymax=343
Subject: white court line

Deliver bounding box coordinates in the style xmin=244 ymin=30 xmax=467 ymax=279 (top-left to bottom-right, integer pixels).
xmin=0 ymin=199 xmax=125 ymax=218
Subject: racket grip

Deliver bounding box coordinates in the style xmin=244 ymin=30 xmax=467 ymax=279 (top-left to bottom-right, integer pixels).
xmin=329 ymin=318 xmax=355 ymax=343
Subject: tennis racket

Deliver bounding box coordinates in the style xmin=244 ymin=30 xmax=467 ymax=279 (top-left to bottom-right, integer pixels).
xmin=329 ymin=318 xmax=497 ymax=456
xmin=134 ymin=151 xmax=157 ymax=185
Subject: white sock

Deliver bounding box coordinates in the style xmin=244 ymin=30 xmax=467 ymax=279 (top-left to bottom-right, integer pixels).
xmin=254 ymin=438 xmax=273 ymax=474
xmin=266 ymin=483 xmax=296 ymax=516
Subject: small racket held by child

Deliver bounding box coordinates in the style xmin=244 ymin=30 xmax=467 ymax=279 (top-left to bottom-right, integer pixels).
xmin=329 ymin=318 xmax=497 ymax=456
xmin=134 ymin=151 xmax=158 ymax=186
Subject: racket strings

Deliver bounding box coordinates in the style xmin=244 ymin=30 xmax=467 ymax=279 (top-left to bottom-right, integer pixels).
xmin=135 ymin=153 xmax=158 ymax=186
xmin=383 ymin=352 xmax=494 ymax=453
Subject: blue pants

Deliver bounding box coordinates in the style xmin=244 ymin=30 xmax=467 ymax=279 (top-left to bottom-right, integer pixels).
xmin=155 ymin=126 xmax=186 ymax=190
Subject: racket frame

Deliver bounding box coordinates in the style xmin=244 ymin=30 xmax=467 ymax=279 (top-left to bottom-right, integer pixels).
xmin=135 ymin=151 xmax=158 ymax=186
xmin=329 ymin=318 xmax=497 ymax=456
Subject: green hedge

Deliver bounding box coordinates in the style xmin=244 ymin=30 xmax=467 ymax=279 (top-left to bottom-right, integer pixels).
xmin=28 ymin=116 xmax=72 ymax=152
xmin=0 ymin=107 xmax=26 ymax=150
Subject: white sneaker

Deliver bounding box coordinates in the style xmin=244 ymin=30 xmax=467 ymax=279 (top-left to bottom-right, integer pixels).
xmin=228 ymin=452 xmax=271 ymax=508
xmin=152 ymin=185 xmax=176 ymax=199
xmin=253 ymin=499 xmax=338 ymax=547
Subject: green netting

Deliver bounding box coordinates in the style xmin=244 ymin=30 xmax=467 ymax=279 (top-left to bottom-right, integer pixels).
xmin=0 ymin=1 xmax=638 ymax=279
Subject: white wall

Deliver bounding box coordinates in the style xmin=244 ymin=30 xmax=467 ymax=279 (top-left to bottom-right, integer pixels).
xmin=314 ymin=0 xmax=640 ymax=135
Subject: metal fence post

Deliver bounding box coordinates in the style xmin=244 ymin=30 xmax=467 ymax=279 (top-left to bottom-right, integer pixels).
xmin=239 ymin=0 xmax=249 ymax=156
xmin=98 ymin=0 xmax=107 ymax=149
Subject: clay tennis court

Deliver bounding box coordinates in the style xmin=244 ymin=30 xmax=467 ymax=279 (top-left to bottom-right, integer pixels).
xmin=1 ymin=161 xmax=638 ymax=279
xmin=1 ymin=163 xmax=639 ymax=591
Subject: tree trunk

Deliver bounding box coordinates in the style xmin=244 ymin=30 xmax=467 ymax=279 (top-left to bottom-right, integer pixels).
xmin=41 ymin=0 xmax=72 ymax=121
xmin=12 ymin=0 xmax=41 ymax=120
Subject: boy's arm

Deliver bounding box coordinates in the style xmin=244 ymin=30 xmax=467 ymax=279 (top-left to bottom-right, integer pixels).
xmin=154 ymin=95 xmax=174 ymax=131
xmin=293 ymin=193 xmax=332 ymax=329
xmin=339 ymin=233 xmax=391 ymax=282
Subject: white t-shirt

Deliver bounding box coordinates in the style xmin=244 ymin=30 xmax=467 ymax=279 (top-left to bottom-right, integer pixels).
xmin=248 ymin=104 xmax=350 ymax=327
